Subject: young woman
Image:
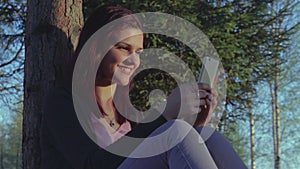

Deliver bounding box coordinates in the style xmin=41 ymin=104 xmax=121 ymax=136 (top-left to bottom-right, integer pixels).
xmin=41 ymin=5 xmax=247 ymax=169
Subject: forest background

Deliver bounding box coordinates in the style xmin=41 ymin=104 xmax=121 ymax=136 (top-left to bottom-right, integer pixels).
xmin=0 ymin=0 xmax=299 ymax=169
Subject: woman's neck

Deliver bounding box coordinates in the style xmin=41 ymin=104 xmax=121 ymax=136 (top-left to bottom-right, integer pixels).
xmin=95 ymin=84 xmax=117 ymax=115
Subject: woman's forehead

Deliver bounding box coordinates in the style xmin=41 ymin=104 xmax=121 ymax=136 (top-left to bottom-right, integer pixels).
xmin=113 ymin=28 xmax=143 ymax=39
xmin=110 ymin=28 xmax=144 ymax=46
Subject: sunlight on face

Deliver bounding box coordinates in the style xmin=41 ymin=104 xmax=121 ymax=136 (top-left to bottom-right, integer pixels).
xmin=96 ymin=28 xmax=144 ymax=86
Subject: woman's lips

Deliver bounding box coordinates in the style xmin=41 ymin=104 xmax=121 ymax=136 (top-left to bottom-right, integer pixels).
xmin=118 ymin=65 xmax=133 ymax=75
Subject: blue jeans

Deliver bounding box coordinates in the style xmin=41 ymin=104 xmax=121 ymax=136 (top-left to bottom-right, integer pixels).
xmin=117 ymin=120 xmax=247 ymax=169
xmin=117 ymin=120 xmax=218 ymax=169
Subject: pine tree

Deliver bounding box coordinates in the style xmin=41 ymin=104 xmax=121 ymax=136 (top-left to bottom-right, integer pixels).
xmin=23 ymin=0 xmax=83 ymax=168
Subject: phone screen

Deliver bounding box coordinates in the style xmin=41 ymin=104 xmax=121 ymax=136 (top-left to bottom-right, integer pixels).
xmin=198 ymin=56 xmax=220 ymax=87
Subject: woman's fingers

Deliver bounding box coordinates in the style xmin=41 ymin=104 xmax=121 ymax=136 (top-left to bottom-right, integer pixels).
xmin=210 ymin=88 xmax=218 ymax=98
xmin=196 ymin=84 xmax=218 ymax=110
xmin=192 ymin=98 xmax=212 ymax=111
xmin=164 ymin=82 xmax=218 ymax=121
xmin=195 ymin=90 xmax=212 ymax=100
xmin=192 ymin=99 xmax=206 ymax=108
xmin=197 ymin=83 xmax=211 ymax=92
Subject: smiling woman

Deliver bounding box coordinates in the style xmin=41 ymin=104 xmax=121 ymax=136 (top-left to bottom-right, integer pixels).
xmin=40 ymin=4 xmax=246 ymax=169
xmin=96 ymin=30 xmax=143 ymax=86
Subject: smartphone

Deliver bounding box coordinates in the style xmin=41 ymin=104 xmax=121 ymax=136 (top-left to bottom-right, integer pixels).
xmin=197 ymin=56 xmax=220 ymax=87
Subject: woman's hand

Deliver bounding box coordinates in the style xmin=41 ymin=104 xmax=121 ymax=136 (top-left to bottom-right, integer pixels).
xmin=162 ymin=83 xmax=217 ymax=126
xmin=196 ymin=86 xmax=218 ymax=126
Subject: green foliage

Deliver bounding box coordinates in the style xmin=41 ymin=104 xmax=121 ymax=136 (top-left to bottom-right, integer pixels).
xmin=84 ymin=0 xmax=298 ymax=127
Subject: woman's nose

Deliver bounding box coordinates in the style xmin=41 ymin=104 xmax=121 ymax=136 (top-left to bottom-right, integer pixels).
xmin=128 ymin=52 xmax=140 ymax=63
xmin=125 ymin=52 xmax=140 ymax=65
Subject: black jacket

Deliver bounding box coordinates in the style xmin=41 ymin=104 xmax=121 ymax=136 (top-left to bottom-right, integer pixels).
xmin=40 ymin=87 xmax=167 ymax=169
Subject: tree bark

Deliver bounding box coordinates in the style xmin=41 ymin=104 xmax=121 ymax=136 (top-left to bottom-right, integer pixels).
xmin=270 ymin=67 xmax=281 ymax=169
xmin=248 ymin=97 xmax=256 ymax=169
xmin=0 ymin=144 xmax=4 ymax=169
xmin=269 ymin=76 xmax=281 ymax=169
xmin=269 ymin=0 xmax=287 ymax=167
xmin=274 ymin=72 xmax=281 ymax=169
xmin=23 ymin=0 xmax=83 ymax=168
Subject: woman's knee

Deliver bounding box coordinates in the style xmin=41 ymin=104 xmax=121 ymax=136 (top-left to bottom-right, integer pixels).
xmin=194 ymin=126 xmax=216 ymax=142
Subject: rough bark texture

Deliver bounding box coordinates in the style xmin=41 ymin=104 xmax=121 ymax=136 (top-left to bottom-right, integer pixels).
xmin=23 ymin=0 xmax=83 ymax=168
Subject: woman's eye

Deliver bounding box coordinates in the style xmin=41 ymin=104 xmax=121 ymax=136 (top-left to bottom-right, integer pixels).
xmin=135 ymin=49 xmax=143 ymax=55
xmin=117 ymin=45 xmax=129 ymax=50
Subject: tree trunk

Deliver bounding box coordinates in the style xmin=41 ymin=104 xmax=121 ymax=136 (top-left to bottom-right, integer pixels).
xmin=273 ymin=70 xmax=281 ymax=169
xmin=248 ymin=97 xmax=256 ymax=169
xmin=0 ymin=144 xmax=4 ymax=169
xmin=269 ymin=0 xmax=286 ymax=167
xmin=269 ymin=77 xmax=281 ymax=169
xmin=23 ymin=0 xmax=83 ymax=168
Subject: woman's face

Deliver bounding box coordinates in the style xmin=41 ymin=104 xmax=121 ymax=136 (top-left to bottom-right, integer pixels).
xmin=96 ymin=28 xmax=143 ymax=86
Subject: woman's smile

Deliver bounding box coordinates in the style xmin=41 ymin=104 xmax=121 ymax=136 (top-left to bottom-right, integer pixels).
xmin=117 ymin=64 xmax=134 ymax=75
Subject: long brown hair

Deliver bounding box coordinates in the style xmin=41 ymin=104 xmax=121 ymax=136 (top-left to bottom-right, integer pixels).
xmin=70 ymin=5 xmax=143 ymax=125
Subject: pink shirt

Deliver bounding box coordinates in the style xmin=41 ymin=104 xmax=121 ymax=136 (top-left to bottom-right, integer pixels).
xmin=91 ymin=113 xmax=132 ymax=148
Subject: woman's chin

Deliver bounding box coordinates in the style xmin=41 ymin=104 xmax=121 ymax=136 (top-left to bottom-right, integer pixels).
xmin=114 ymin=78 xmax=130 ymax=86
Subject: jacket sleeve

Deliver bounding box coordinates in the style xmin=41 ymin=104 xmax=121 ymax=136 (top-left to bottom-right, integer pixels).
xmin=42 ymin=87 xmax=125 ymax=169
